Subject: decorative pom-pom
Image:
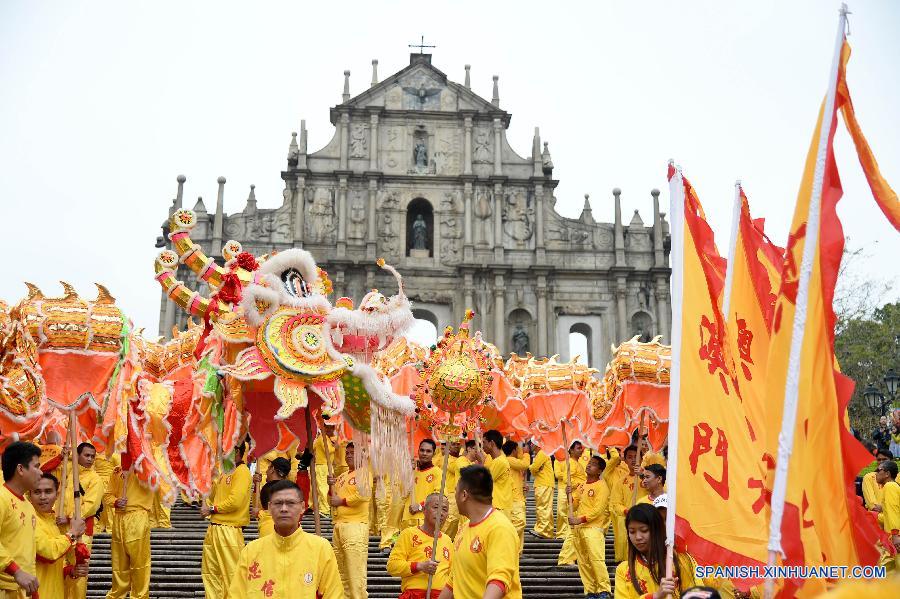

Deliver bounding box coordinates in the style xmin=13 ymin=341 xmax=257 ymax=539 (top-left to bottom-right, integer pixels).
xmin=376 ymin=258 xmax=386 ymax=267
xmin=235 ymin=251 xmax=259 ymax=272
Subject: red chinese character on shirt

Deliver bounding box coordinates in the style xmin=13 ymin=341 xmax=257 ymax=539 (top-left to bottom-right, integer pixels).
xmin=688 ymin=422 xmax=729 ymax=499
xmin=747 ymin=453 xmax=775 ymax=514
xmin=698 ymin=315 xmax=729 ymax=394
xmin=247 ymin=560 xmax=262 ymax=580
xmin=260 ymin=579 xmax=275 ymax=597
xmin=735 ymin=317 xmax=754 ymax=381
xmin=424 ymin=546 xmax=433 ymax=559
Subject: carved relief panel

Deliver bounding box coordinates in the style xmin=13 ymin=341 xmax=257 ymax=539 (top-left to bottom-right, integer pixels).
xmin=502 ymin=188 xmax=534 ymax=247
xmin=349 ymin=123 xmax=368 ymax=158
xmin=306 ymin=186 xmax=336 ymax=243
xmin=348 ymin=190 xmax=366 ymax=240
xmin=434 ymin=127 xmax=461 ymax=176
xmin=382 ymin=126 xmax=405 ymax=173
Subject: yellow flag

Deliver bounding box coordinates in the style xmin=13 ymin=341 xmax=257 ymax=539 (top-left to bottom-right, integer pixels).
xmin=667 ymin=165 xmax=768 ymax=590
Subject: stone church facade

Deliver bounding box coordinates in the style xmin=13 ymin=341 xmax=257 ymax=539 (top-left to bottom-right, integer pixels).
xmin=158 ymin=53 xmax=671 ymax=368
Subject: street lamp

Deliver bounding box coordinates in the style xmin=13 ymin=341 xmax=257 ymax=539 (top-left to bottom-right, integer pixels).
xmin=863 ymin=384 xmax=883 ymax=415
xmin=885 ymin=368 xmax=899 ymax=397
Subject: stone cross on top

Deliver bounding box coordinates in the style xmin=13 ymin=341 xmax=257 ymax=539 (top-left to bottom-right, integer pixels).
xmin=408 ymin=35 xmax=435 ymax=54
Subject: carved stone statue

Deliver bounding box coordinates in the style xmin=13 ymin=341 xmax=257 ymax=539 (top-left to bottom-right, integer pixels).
xmin=349 ymin=194 xmax=366 ymax=239
xmin=379 ymin=214 xmax=398 ymax=257
xmin=512 ymin=324 xmax=529 ymax=355
xmin=414 ymin=141 xmax=428 ymax=168
xmin=631 ymin=312 xmax=653 ymax=343
xmin=475 ymin=190 xmax=492 ymax=246
xmin=412 ymin=214 xmax=428 ymax=250
xmin=308 ymin=187 xmax=335 ymax=242
xmin=473 ymin=128 xmax=491 ymax=163
xmin=502 ymin=191 xmax=534 ymax=242
xmin=349 ymin=124 xmax=368 ymax=158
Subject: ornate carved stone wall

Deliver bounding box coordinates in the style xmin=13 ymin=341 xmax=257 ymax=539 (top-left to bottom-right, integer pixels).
xmin=158 ymin=54 xmax=671 ymax=369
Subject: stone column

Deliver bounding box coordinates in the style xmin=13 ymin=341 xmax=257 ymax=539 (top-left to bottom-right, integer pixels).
xmin=339 ymin=113 xmax=349 ymax=170
xmin=493 ymin=273 xmax=505 ymax=352
xmin=651 ymin=188 xmax=664 ymax=267
xmin=293 ymin=176 xmax=306 ymax=245
xmin=212 ymin=176 xmax=226 ymax=255
xmin=366 ymin=178 xmax=377 ymax=258
xmin=493 ymin=182 xmax=503 ymax=249
xmin=613 ymin=188 xmax=626 ymax=266
xmin=463 ymin=271 xmax=475 ymax=315
xmin=463 ymin=182 xmax=473 ymax=245
xmin=463 ymin=115 xmax=473 ymax=175
xmin=536 ymin=278 xmax=548 ymax=356
xmin=655 ymin=278 xmax=670 ymax=344
xmin=616 ymin=276 xmax=628 ymax=344
xmin=534 ymin=183 xmax=545 ymax=249
xmin=337 ymin=176 xmax=348 ymax=256
xmin=369 ymin=113 xmax=379 ymax=171
xmin=492 ymin=118 xmax=502 ymax=176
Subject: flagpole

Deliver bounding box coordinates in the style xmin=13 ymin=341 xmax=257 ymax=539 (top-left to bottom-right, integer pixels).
xmin=765 ymin=5 xmax=849 ymax=597
xmin=721 ymin=181 xmax=743 ymax=317
xmin=664 ymin=161 xmax=687 ymax=590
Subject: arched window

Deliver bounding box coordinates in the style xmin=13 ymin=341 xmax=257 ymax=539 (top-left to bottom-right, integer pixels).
xmin=409 ymin=309 xmax=439 ymax=346
xmin=508 ymin=308 xmax=534 ymax=357
xmin=569 ymin=323 xmax=593 ymax=365
xmin=406 ymin=198 xmax=434 ymax=257
xmin=630 ymin=311 xmax=654 ymax=343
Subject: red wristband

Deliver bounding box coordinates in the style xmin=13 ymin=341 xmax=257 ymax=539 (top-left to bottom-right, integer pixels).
xmin=4 ymin=562 xmax=20 ymax=575
xmin=411 ymin=562 xmax=419 ymax=573
xmin=891 ymin=529 xmax=899 ymax=535
xmin=580 ymin=516 xmax=588 ymax=524
xmin=487 ymin=580 xmax=507 ymax=594
xmin=342 ymin=498 xmax=349 ymax=507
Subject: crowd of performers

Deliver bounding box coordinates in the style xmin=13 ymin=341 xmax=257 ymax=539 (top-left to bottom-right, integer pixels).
xmin=2 ymin=426 xmax=899 ymax=599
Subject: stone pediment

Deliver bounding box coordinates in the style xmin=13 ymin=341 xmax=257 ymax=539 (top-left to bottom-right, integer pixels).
xmin=341 ymin=55 xmax=502 ymax=116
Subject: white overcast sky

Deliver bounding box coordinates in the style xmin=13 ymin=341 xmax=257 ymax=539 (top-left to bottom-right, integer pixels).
xmin=1 ymin=0 xmax=897 ymax=342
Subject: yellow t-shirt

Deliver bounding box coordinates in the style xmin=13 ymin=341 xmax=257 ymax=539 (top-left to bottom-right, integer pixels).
xmin=529 ymin=450 xmax=554 ymax=488
xmin=439 ymin=454 xmax=459 ymax=496
xmin=386 ymin=525 xmax=453 ymax=591
xmin=333 ymin=470 xmax=369 ymax=524
xmin=0 ymin=484 xmax=37 ymax=591
xmin=507 ymin=455 xmax=530 ymax=503
xmin=35 ymin=510 xmax=74 ymax=598
xmin=257 ymin=509 xmax=274 ymax=537
xmin=486 ymin=454 xmax=513 ymax=511
xmin=862 ymin=471 xmax=881 ymax=509
xmin=409 ymin=465 xmax=442 ymax=522
xmin=450 ymin=508 xmax=522 ymax=599
xmin=882 ymin=480 xmax=900 ymax=535
xmin=65 ymin=465 xmax=105 ymax=522
xmin=573 ymin=479 xmax=611 ymax=529
xmin=553 ymin=456 xmax=587 ymax=488
xmin=229 ymin=526 xmax=343 ymax=598
xmin=209 ymin=463 xmax=251 ymax=526
xmin=614 ymin=552 xmax=702 ymax=599
xmin=104 ymin=467 xmax=155 ymax=513
xmin=313 ymin=436 xmax=345 ymax=473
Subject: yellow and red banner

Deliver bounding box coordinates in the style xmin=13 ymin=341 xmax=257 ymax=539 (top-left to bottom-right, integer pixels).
xmin=764 ymin=37 xmax=894 ymax=598
xmin=668 ymin=165 xmax=768 ymax=588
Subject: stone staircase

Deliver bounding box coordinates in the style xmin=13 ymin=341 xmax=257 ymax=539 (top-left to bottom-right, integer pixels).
xmin=87 ymin=493 xmax=617 ymax=597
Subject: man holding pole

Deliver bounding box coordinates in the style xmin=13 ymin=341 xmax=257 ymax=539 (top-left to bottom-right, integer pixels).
xmin=63 ymin=442 xmax=105 ymax=599
xmin=404 ymin=439 xmax=441 ymax=530
xmin=554 ymin=440 xmax=585 ymax=566
xmin=387 ymin=493 xmax=453 ymax=599
xmin=528 ymin=442 xmax=555 ymax=539
xmin=30 ymin=472 xmax=88 ymax=598
xmin=104 ymin=455 xmax=155 ymax=599
xmin=480 ymin=430 xmax=512 ymax=520
xmin=201 ymin=442 xmax=251 ymax=599
xmin=328 ymin=441 xmax=370 ymax=599
xmin=313 ymin=425 xmax=343 ymax=517
xmin=567 ymin=455 xmax=611 ymax=599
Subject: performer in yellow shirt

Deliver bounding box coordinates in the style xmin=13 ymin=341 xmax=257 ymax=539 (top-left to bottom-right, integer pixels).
xmin=402 ymin=439 xmax=442 ymax=530
xmin=481 ymin=430 xmax=513 ymax=518
xmin=567 ymin=455 xmax=611 ymax=599
xmin=62 ymin=442 xmax=105 ymax=599
xmin=388 ymin=492 xmax=453 ymax=599
xmin=201 ymin=442 xmax=251 ymax=599
xmin=437 ymin=440 xmax=462 ymax=538
xmin=606 ymin=445 xmax=645 ymax=562
xmin=528 ymin=443 xmax=555 ymax=539
xmin=30 ymin=473 xmax=88 ymax=598
xmin=614 ymin=503 xmax=706 ymax=599
xmin=0 ymin=442 xmax=42 ymax=597
xmin=313 ymin=426 xmax=343 ymax=517
xmin=328 ymin=442 xmax=370 ymax=599
xmin=104 ymin=454 xmax=156 ymax=599
xmin=252 ymin=457 xmax=291 ymax=538
xmin=93 ymin=452 xmax=118 ymax=534
xmin=863 ymin=449 xmax=895 ymax=509
xmin=450 ymin=441 xmax=477 ymax=536
xmin=503 ymin=441 xmax=529 ymax=552
xmin=439 ymin=464 xmax=522 ymax=599
xmin=229 ymin=480 xmax=343 ymax=598
xmin=554 ymin=441 xmax=586 ymax=566
xmin=875 ymin=460 xmax=900 ymax=569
